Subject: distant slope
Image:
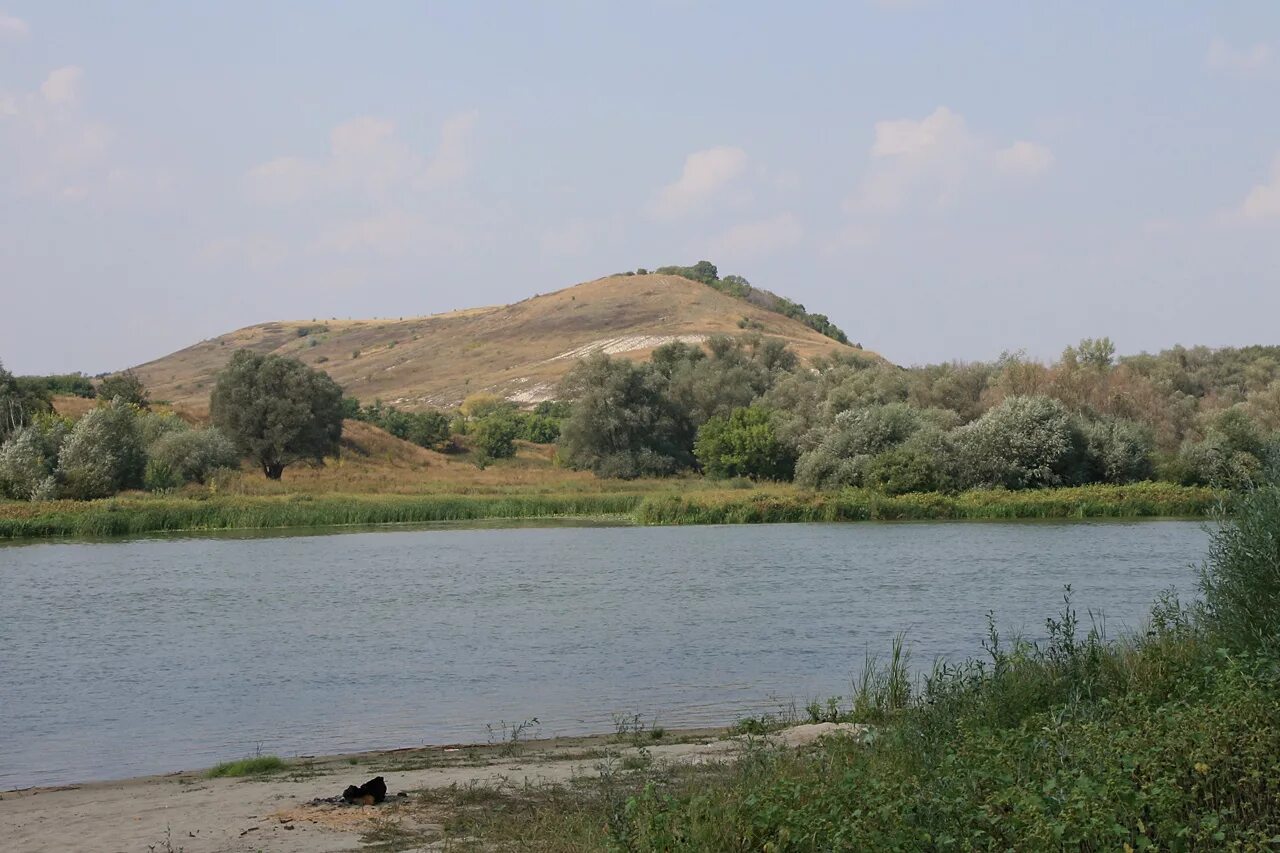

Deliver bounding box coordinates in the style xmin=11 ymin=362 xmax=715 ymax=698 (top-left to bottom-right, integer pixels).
xmin=133 ymin=274 xmax=874 ymax=409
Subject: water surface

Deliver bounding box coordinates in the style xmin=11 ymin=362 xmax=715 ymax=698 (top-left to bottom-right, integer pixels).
xmin=0 ymin=520 xmax=1208 ymax=788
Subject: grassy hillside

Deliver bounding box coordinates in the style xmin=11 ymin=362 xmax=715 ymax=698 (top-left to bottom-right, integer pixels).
xmin=131 ymin=274 xmax=871 ymax=410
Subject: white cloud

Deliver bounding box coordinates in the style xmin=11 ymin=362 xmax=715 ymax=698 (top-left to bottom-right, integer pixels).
xmin=0 ymin=66 xmax=124 ymax=200
xmin=648 ymin=145 xmax=748 ymax=219
xmin=313 ymin=211 xmax=469 ymax=257
xmin=246 ymin=110 xmax=479 ymax=204
xmin=40 ymin=66 xmax=83 ymax=106
xmin=705 ymin=213 xmax=804 ymax=259
xmin=1238 ymin=155 xmax=1280 ymax=221
xmin=420 ymin=110 xmax=479 ymax=186
xmin=0 ymin=12 xmax=29 ymax=39
xmin=1206 ymin=37 xmax=1274 ymax=77
xmin=849 ymin=106 xmax=1052 ymax=213
xmin=995 ymin=140 xmax=1055 ymax=176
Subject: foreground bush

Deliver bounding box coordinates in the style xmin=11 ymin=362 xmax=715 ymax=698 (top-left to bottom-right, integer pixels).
xmin=1200 ymin=486 xmax=1280 ymax=653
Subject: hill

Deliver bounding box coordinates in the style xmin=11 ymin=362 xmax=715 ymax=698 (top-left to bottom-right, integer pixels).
xmin=132 ymin=273 xmax=872 ymax=409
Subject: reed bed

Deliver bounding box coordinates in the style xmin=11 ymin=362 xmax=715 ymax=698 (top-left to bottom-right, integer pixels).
xmin=633 ymin=482 xmax=1220 ymax=525
xmin=0 ymin=482 xmax=1220 ymax=539
xmin=0 ymin=492 xmax=644 ymax=539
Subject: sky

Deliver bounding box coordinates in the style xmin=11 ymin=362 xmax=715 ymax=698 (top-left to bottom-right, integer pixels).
xmin=1 ymin=2 xmax=1278 ymax=375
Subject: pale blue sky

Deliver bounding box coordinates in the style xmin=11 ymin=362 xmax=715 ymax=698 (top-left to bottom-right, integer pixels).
xmin=2 ymin=2 xmax=1278 ymax=374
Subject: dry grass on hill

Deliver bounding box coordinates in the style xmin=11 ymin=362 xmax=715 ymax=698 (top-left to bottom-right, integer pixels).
xmin=131 ymin=273 xmax=872 ymax=410
xmin=223 ymin=419 xmax=614 ymax=496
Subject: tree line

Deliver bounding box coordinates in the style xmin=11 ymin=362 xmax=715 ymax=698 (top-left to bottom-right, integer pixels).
xmin=623 ymin=260 xmax=855 ymax=345
xmin=554 ymin=336 xmax=1280 ymax=491
xmin=6 ymin=333 xmax=1279 ymax=501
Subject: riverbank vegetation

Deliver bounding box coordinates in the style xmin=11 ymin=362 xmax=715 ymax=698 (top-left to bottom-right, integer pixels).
xmin=203 ymin=755 xmax=285 ymax=779
xmin=4 ymin=331 xmax=1277 ymax=537
xmin=0 ymin=482 xmax=1218 ymax=539
xmin=378 ymin=487 xmax=1280 ymax=850
xmin=557 ymin=336 xmax=1280 ymax=492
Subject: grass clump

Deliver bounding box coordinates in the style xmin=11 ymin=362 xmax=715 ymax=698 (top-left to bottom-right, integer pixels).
xmin=203 ymin=755 xmax=285 ymax=778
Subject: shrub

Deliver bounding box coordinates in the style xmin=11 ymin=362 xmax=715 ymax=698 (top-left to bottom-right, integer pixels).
xmin=143 ymin=458 xmax=181 ymax=492
xmin=57 ymin=399 xmax=147 ymax=499
xmin=470 ymin=414 xmax=520 ymax=461
xmin=148 ymin=428 xmax=240 ymax=485
xmin=1174 ymin=408 xmax=1274 ymax=489
xmin=138 ymin=410 xmax=190 ymax=448
xmin=558 ymin=354 xmax=691 ymax=476
xmin=795 ymin=404 xmax=924 ymax=488
xmin=1199 ymin=486 xmax=1280 ymax=652
xmin=866 ymin=439 xmax=948 ymax=495
xmin=379 ymin=408 xmax=452 ymax=450
xmin=1078 ymin=415 xmax=1155 ymax=484
xmin=96 ymin=369 xmax=150 ymax=409
xmin=0 ymin=416 xmax=69 ymax=500
xmin=694 ymin=405 xmax=795 ymax=480
xmin=591 ymin=449 xmax=678 ymax=480
xmin=460 ymin=393 xmax=514 ymax=421
xmin=512 ymin=412 xmax=561 ymax=444
xmin=953 ymin=395 xmax=1082 ymax=489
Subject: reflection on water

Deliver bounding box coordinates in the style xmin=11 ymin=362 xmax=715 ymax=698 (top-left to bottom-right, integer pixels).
xmin=0 ymin=520 xmax=1208 ymax=788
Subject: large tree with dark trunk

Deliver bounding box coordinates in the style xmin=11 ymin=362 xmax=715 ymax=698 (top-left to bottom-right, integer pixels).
xmin=210 ymin=351 xmax=344 ymax=479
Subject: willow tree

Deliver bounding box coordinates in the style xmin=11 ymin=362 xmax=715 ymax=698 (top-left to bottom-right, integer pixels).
xmin=210 ymin=351 xmax=344 ymax=479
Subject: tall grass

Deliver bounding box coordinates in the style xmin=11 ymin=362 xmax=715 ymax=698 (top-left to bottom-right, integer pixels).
xmin=203 ymin=755 xmax=285 ymax=778
xmin=0 ymin=492 xmax=643 ymax=539
xmin=0 ymin=482 xmax=1219 ymax=539
xmin=635 ymin=482 xmax=1219 ymax=524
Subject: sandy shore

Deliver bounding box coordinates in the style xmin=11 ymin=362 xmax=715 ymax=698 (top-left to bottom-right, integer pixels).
xmin=0 ymin=729 xmax=737 ymax=853
xmin=2 ymin=723 xmax=868 ymax=852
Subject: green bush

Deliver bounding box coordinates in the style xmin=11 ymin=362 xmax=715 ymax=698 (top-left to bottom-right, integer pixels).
xmin=0 ymin=416 xmax=69 ymax=500
xmin=143 ymin=458 xmax=181 ymax=492
xmin=865 ymin=439 xmax=948 ymax=495
xmin=57 ymin=399 xmax=147 ymax=499
xmin=694 ymin=405 xmax=795 ymax=480
xmin=1200 ymin=486 xmax=1280 ymax=652
xmin=148 ymin=428 xmax=239 ymax=485
xmin=795 ymin=404 xmax=925 ymax=488
xmin=138 ymin=410 xmax=190 ymax=448
xmin=470 ymin=414 xmax=520 ymax=462
xmin=1079 ymin=415 xmax=1155 ymax=484
xmin=954 ymin=395 xmax=1083 ymax=490
xmin=512 ymin=412 xmax=561 ymax=444
xmin=97 ymin=369 xmax=150 ymax=409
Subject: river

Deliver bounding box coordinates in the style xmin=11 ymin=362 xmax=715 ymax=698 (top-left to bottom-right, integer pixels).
xmin=0 ymin=519 xmax=1209 ymax=788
